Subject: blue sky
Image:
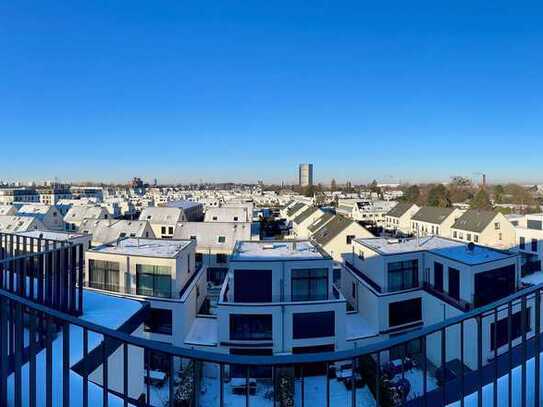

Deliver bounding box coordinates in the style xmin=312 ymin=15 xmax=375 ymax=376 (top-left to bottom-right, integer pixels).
xmin=1 ymin=1 xmax=543 ymax=184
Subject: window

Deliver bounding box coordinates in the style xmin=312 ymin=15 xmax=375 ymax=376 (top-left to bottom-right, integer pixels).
xmin=520 ymin=237 xmax=526 ymax=250
xmin=358 ymin=251 xmax=365 ymax=260
xmin=389 ymin=298 xmax=422 ymax=327
xmin=387 ymin=260 xmax=419 ymax=292
xmin=346 ymin=235 xmax=355 ymax=245
xmin=195 ymin=252 xmax=203 ymax=263
xmin=144 ymin=308 xmax=172 ymax=335
xmin=499 ymin=233 xmax=503 ymax=241
xmin=234 ymin=270 xmax=272 ymax=302
xmin=212 ymin=216 xmax=218 ymax=221
xmin=217 ymin=236 xmax=226 ymax=243
xmin=168 ymin=226 xmax=174 ymax=235
xmin=453 ymin=231 xmax=458 ymax=238
xmin=293 ymin=311 xmax=335 ymax=339
xmin=230 ymin=314 xmax=272 ymax=340
xmin=89 ymin=260 xmax=120 ymax=292
xmin=467 ymin=234 xmax=472 ymax=242
xmin=216 ymin=253 xmax=228 ymax=264
xmin=352 ymin=282 xmax=356 ymax=299
xmin=495 ymin=222 xmax=501 ymax=230
xmin=233 ymin=216 xmax=239 ymax=221
xmin=161 ymin=226 xmax=166 ymax=234
xmin=291 ymin=268 xmax=328 ymax=301
xmin=448 ymin=268 xmax=460 ymax=300
xmin=136 ymin=264 xmax=172 ymax=298
xmin=490 ymin=310 xmax=531 ymax=351
xmin=436 ymin=227 xmax=440 ymax=235
xmin=190 ymin=235 xmax=197 ymax=240
xmin=474 ymin=265 xmax=515 ymax=307
xmin=434 ymin=262 xmax=444 ymax=291
xmin=474 ymin=235 xmax=479 ymax=243
xmin=532 ymin=239 xmax=538 ymax=252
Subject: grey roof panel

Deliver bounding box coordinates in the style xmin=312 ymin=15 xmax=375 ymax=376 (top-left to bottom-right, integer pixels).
xmin=312 ymin=215 xmax=353 ymax=246
xmin=451 ymin=210 xmax=498 ymax=233
xmin=386 ymin=203 xmax=415 ymax=218
xmin=411 ymin=207 xmax=455 ymax=224
xmin=293 ymin=206 xmax=319 ymax=225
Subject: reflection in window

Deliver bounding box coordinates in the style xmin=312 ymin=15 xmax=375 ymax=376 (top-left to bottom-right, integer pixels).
xmin=136 ymin=264 xmax=172 ymax=298
xmin=230 ymin=314 xmax=272 ymax=340
xmin=89 ymin=260 xmax=120 ymax=292
xmin=291 ymin=268 xmax=328 ymax=301
xmin=388 ymin=260 xmax=418 ymax=292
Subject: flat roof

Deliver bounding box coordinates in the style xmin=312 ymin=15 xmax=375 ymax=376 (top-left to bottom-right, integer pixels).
xmin=90 ymin=237 xmax=192 ymax=258
xmin=231 ymin=240 xmax=328 ymax=261
xmin=355 ymin=236 xmax=515 ymax=265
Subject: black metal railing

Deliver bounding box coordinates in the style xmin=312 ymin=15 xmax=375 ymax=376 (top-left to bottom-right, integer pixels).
xmin=1 ymin=278 xmax=543 ymax=406
xmin=0 ymin=232 xmax=84 ymax=316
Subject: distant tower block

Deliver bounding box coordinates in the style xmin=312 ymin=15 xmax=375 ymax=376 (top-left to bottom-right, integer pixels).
xmin=298 ymin=163 xmax=314 ymax=187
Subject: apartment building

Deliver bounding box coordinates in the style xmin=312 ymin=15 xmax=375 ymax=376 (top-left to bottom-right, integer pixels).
xmin=85 ymin=237 xmax=204 ymax=354
xmin=410 ymin=206 xmax=464 ymax=237
xmin=0 ymin=187 xmax=40 ymax=204
xmin=511 ymin=213 xmax=543 ymax=279
xmin=39 ymin=186 xmax=72 ymax=205
xmin=450 ymin=209 xmax=516 ymax=249
xmin=342 ymin=236 xmax=522 ymax=367
xmin=214 ymin=240 xmax=347 ymax=359
xmin=384 ymin=202 xmax=420 ymax=235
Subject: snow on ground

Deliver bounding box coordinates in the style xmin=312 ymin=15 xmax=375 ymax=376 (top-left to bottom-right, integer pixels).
xmin=7 ymin=289 xmax=144 ymax=406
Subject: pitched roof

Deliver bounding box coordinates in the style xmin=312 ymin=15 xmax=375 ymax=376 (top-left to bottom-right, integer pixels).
xmin=293 ymin=206 xmax=319 ymax=225
xmin=411 ymin=207 xmax=456 ymax=224
xmin=286 ymin=202 xmax=306 ymax=217
xmin=386 ymin=202 xmax=416 ymax=218
xmin=308 ymin=212 xmax=334 ymax=233
xmin=451 ymin=209 xmax=499 ymax=233
xmin=312 ymin=215 xmax=354 ymax=246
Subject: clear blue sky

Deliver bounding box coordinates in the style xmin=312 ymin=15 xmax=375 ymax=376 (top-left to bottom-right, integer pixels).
xmin=1 ymin=1 xmax=542 ymax=185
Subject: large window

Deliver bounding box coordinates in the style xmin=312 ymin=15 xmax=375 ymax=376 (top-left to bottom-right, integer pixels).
xmin=291 ymin=268 xmax=328 ymax=301
xmin=136 ymin=264 xmax=172 ymax=298
xmin=389 ymin=298 xmax=422 ymax=327
xmin=490 ymin=309 xmax=531 ymax=351
xmin=144 ymin=308 xmax=172 ymax=335
xmin=293 ymin=311 xmax=335 ymax=339
xmin=474 ymin=265 xmax=516 ymax=307
xmin=387 ymin=260 xmax=419 ymax=292
xmin=89 ymin=260 xmax=120 ymax=292
xmin=234 ymin=270 xmax=272 ymax=302
xmin=229 ymin=314 xmax=272 ymax=340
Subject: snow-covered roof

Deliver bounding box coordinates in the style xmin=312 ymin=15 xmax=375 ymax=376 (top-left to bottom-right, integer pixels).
xmin=91 ymin=237 xmax=192 ymax=258
xmin=231 ymin=240 xmax=327 ymax=261
xmin=139 ymin=207 xmax=184 ymax=224
xmin=174 ymin=221 xmax=252 ymax=250
xmin=64 ymin=205 xmax=107 ymax=222
xmin=16 ymin=230 xmax=88 ymax=241
xmin=165 ymin=200 xmax=203 ymax=210
xmin=80 ymin=219 xmax=153 ymax=243
xmin=356 ymin=236 xmax=516 ymax=265
xmin=0 ymin=215 xmax=43 ymax=232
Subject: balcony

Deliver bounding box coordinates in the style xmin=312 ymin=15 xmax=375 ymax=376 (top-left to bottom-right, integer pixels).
xmin=423 ymin=282 xmax=473 ymax=312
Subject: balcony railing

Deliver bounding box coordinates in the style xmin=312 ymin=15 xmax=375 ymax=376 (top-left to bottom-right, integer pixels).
xmin=423 ymin=282 xmax=473 ymax=312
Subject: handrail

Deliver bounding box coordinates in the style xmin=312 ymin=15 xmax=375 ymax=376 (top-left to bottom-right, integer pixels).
xmin=2 ymin=280 xmax=543 ymax=367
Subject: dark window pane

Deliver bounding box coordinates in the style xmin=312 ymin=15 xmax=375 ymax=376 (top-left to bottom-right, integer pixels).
xmin=293 ymin=311 xmax=335 ymax=339
xmin=229 ymin=314 xmax=272 ymax=340
xmin=389 ymin=298 xmax=422 ymax=327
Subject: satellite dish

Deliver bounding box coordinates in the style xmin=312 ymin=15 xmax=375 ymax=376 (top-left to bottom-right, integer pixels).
xmin=468 ymin=242 xmax=475 ymax=251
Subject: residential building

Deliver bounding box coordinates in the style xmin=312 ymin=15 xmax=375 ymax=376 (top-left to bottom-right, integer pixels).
xmin=164 ymin=200 xmax=204 ymax=221
xmin=384 ymin=202 xmax=420 ymax=235
xmin=139 ymin=207 xmax=187 ymax=238
xmin=0 ymin=187 xmax=40 ymax=204
xmin=39 ymin=186 xmax=72 ymax=205
xmin=342 ymin=236 xmax=522 ymax=368
xmin=79 ymin=219 xmax=155 ymax=246
xmin=204 ymin=206 xmax=251 ymax=223
xmin=298 ymin=163 xmax=314 ymax=187
xmin=450 ymin=209 xmax=516 ymax=249
xmin=16 ymin=204 xmax=64 ymax=231
xmin=0 ymin=215 xmax=45 ymax=233
xmin=411 ymin=206 xmax=464 ymax=237
xmin=336 ymin=199 xmax=397 ymax=227
xmin=214 ymin=240 xmax=347 ymax=357
xmin=64 ymin=205 xmax=110 ymax=231
xmin=291 ymin=206 xmax=326 ymax=238
xmin=311 ymin=215 xmax=373 ymax=261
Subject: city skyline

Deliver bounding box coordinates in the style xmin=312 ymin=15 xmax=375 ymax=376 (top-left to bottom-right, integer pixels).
xmin=2 ymin=2 xmax=543 ymax=183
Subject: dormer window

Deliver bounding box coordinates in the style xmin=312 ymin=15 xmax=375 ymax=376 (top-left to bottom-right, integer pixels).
xmin=218 ymin=236 xmax=226 ymax=243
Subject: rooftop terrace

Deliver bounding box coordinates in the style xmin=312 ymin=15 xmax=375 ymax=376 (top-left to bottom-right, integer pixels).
xmin=231 ymin=240 xmax=328 ymax=261
xmin=90 ymin=237 xmax=192 ymax=258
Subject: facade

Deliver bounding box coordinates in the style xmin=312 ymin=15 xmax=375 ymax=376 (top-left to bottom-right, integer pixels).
xmin=204 ymin=206 xmax=251 ymax=223
xmin=311 ymin=215 xmax=374 ymax=261
xmin=215 ymin=240 xmax=347 ymax=358
xmin=39 ymin=186 xmax=72 ymax=205
xmin=450 ymin=209 xmax=516 ymax=249
xmin=298 ymin=163 xmax=314 ymax=187
xmin=512 ymin=213 xmax=543 ymax=278
xmin=336 ymin=200 xmax=397 ymax=227
xmin=384 ymin=202 xmax=420 ymax=235
xmin=85 ymin=238 xmax=203 ymax=350
xmin=0 ymin=187 xmax=40 ymax=204
xmin=342 ymin=236 xmax=522 ymax=368
xmin=410 ymin=206 xmax=464 ymax=237
xmin=139 ymin=207 xmax=187 ymax=238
